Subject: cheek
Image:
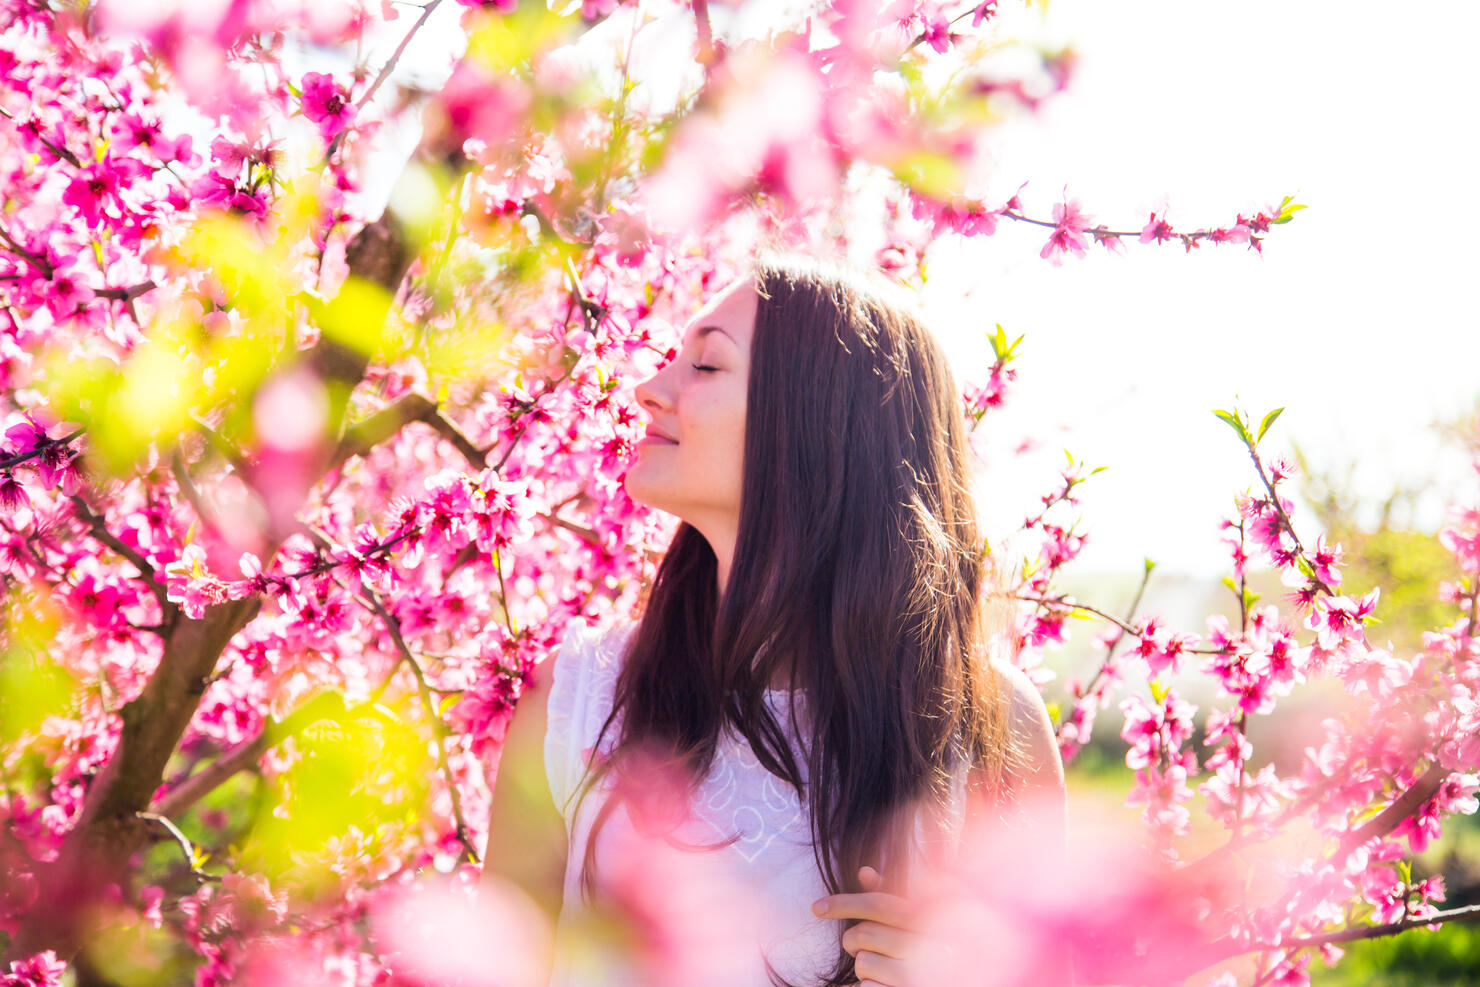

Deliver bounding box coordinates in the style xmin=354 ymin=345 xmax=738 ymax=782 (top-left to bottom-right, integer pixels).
xmin=680 ymin=385 xmax=746 ymax=447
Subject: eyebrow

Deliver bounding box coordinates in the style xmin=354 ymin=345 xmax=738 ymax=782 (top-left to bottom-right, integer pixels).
xmin=686 ymin=325 xmax=738 ymax=346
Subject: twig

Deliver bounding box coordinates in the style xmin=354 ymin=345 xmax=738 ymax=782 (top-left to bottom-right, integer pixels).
xmin=1237 ymin=902 xmax=1480 ymax=955
xmin=358 ymin=0 xmax=443 ymax=110
xmin=1240 ymin=444 xmax=1334 ymax=596
xmin=68 ymin=493 xmax=171 ymax=614
xmin=1015 ymin=593 xmax=1227 ymax=655
xmin=0 ymin=427 xmax=84 ymax=470
xmin=359 ymin=587 xmax=481 ymax=864
xmin=135 ymin=811 xmax=220 ymax=884
xmin=1067 ymin=562 xmax=1154 ymax=707
xmin=0 ymin=106 xmax=81 ymax=166
xmin=904 ymin=2 xmax=988 ymax=54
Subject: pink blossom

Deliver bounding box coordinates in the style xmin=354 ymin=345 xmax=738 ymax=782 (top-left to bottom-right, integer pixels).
xmin=0 ymin=472 xmax=29 ymax=513
xmin=1309 ymin=533 xmax=1343 ymax=587
xmin=920 ymin=12 xmax=957 ymax=53
xmin=300 ymin=72 xmax=357 ymax=141
xmin=1 ymin=949 xmax=66 ymax=986
xmin=1341 ymin=646 xmax=1412 ymax=700
xmin=1126 ymin=763 xmax=1194 ymax=837
xmin=163 ymin=544 xmax=223 ymax=619
xmin=60 ymin=156 xmax=145 ymax=229
xmin=1139 ymin=211 xmax=1174 ymax=244
xmin=1134 ymin=617 xmax=1197 ymax=677
xmin=1039 ymin=195 xmax=1091 ymax=262
xmin=1304 ymin=589 xmax=1379 ymax=653
xmin=1440 ymin=505 xmax=1480 ymax=574
xmin=1206 ymin=223 xmax=1251 ymax=244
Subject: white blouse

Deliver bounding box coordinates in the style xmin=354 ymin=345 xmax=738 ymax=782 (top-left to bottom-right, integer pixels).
xmin=542 ymin=618 xmax=971 ymax=987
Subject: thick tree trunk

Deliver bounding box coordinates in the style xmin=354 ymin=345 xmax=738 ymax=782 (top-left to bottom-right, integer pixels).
xmin=5 ymin=213 xmax=410 ymax=965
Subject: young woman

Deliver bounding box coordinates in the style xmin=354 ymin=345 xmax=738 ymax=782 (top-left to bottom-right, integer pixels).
xmin=483 ymin=252 xmax=1067 ymax=987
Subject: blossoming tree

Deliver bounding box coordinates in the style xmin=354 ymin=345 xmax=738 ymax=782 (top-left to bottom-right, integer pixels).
xmin=1 ymin=0 xmax=1474 ymax=984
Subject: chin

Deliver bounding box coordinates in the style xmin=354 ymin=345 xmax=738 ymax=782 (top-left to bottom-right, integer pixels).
xmin=621 ymin=466 xmax=666 ymax=512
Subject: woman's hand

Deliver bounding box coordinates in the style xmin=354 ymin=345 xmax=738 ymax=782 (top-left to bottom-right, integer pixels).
xmin=812 ymin=865 xmax=955 ymax=987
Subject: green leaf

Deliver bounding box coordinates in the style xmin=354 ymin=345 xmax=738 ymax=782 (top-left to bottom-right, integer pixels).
xmin=1044 ymin=701 xmax=1062 ymax=728
xmin=1273 ymin=195 xmax=1308 ymax=225
xmin=1148 ymin=678 xmax=1169 ymax=704
xmin=1213 ymin=409 xmax=1251 ymax=447
xmin=1256 ymin=407 xmax=1285 ymax=444
xmin=987 ymin=323 xmax=1024 ymax=363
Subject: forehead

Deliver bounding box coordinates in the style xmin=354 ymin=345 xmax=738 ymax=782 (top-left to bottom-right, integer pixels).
xmin=682 ymin=278 xmax=758 ymax=345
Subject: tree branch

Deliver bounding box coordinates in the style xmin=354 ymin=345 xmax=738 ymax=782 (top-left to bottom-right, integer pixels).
xmin=1339 ymin=763 xmax=1450 ymax=856
xmin=331 ymin=392 xmax=488 ymax=474
xmin=68 ymin=492 xmax=171 ymax=614
xmin=359 ymin=587 xmax=481 ymax=864
xmin=136 ymin=811 xmax=220 ymax=885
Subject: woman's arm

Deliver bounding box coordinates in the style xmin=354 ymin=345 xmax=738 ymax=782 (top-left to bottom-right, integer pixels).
xmin=816 ymin=661 xmax=1072 ymax=987
xmin=481 ymin=645 xmax=569 ymax=977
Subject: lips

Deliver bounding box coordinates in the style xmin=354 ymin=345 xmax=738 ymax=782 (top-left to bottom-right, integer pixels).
xmin=643 ymin=425 xmax=679 ymax=443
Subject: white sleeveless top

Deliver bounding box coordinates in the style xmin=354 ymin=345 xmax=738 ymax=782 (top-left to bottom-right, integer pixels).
xmin=543 ymin=618 xmax=971 ymax=987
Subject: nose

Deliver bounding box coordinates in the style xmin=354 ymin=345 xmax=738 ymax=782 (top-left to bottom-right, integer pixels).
xmin=634 ymin=360 xmax=674 ymax=416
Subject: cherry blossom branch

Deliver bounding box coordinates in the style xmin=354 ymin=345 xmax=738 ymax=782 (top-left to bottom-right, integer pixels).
xmin=1338 ymin=764 xmax=1450 ymax=856
xmin=0 ymin=106 xmax=81 ymax=166
xmin=492 ymin=547 xmax=516 ymax=638
xmin=1063 ymin=561 xmax=1153 ymax=712
xmin=67 ymin=492 xmax=170 ymax=613
xmin=490 ymin=268 xmax=604 ymax=474
xmin=1000 ymin=208 xmax=1265 ymax=254
xmin=359 ymin=586 xmax=481 ymax=864
xmin=904 ymin=2 xmax=991 ymax=54
xmin=520 ymin=200 xmax=588 ymax=249
xmin=1 ymin=427 xmax=83 ymax=470
xmin=356 ymin=0 xmax=443 ymax=111
xmin=1245 ymin=445 xmax=1333 ymax=596
xmin=1463 ymin=578 xmax=1479 ymax=648
xmin=1213 ymin=902 xmax=1480 ymax=964
xmin=0 ymin=220 xmax=156 ymax=303
xmin=1016 ymin=593 xmax=1228 ymax=655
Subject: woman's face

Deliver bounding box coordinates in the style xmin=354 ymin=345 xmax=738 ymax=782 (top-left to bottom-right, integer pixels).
xmin=625 ymin=278 xmax=757 ymax=540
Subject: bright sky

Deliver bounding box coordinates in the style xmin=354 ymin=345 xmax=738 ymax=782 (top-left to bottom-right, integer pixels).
xmin=354 ymin=0 xmax=1480 ymax=579
xmin=916 ymin=0 xmax=1480 ymax=577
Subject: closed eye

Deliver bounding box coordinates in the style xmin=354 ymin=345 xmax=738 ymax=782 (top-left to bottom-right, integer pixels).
xmin=691 ymin=363 xmax=720 ymax=373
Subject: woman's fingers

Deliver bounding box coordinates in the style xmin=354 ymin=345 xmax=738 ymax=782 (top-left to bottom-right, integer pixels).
xmin=854 ymin=949 xmax=908 ymax=986
xmin=813 ymin=890 xmax=923 ymax=931
xmin=840 ymin=919 xmax=914 ymax=960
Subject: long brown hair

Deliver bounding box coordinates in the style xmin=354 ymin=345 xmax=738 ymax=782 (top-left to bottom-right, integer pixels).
xmin=568 ymin=251 xmax=1016 ymax=986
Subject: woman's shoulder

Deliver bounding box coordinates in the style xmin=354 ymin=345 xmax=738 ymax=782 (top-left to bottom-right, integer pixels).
xmin=986 ymin=658 xmax=1065 ymax=798
xmin=556 ymin=614 xmax=640 ymax=674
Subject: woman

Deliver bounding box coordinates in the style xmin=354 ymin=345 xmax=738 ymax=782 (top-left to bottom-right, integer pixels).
xmin=483 ymin=252 xmax=1067 ymax=986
